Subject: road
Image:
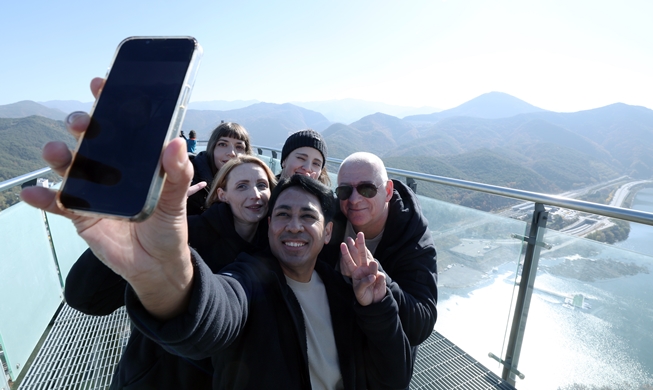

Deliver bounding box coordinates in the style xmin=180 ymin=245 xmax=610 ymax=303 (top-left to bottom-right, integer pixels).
xmin=500 ymin=178 xmax=653 ymax=238
xmin=609 ymin=180 xmax=652 ymax=207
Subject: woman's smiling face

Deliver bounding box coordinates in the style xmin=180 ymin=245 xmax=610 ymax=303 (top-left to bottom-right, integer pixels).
xmin=218 ymin=163 xmax=271 ymax=224
xmin=213 ymin=136 xmax=247 ymax=170
xmin=281 ymin=147 xmax=324 ymax=180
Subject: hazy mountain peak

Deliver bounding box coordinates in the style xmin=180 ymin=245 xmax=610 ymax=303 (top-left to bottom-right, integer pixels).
xmin=453 ymin=91 xmax=546 ymax=117
xmin=404 ymin=92 xmax=548 ymax=123
xmin=352 ymin=112 xmax=406 ymax=126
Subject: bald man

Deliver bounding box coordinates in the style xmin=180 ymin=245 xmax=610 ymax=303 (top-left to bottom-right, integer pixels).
xmin=323 ymin=152 xmax=438 ymax=381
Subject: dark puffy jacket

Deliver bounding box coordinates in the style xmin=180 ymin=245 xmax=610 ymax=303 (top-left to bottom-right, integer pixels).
xmin=322 ymin=179 xmax=438 ymax=373
xmin=187 ymin=151 xmax=216 ymax=215
xmin=64 ymin=202 xmax=268 ymax=389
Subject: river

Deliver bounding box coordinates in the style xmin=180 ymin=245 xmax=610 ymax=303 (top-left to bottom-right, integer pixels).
xmin=434 ymin=188 xmax=653 ymax=390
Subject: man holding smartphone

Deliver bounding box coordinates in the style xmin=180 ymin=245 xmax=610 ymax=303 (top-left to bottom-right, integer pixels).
xmin=21 ymin=89 xmax=413 ymax=388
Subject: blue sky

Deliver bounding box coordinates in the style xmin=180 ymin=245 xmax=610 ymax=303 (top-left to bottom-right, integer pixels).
xmin=1 ymin=0 xmax=652 ymax=112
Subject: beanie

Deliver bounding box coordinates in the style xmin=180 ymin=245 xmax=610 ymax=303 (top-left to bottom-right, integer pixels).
xmin=281 ymin=129 xmax=328 ymax=167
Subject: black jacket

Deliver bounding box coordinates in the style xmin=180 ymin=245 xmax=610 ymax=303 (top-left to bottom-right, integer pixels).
xmin=323 ymin=180 xmax=438 ymax=347
xmin=126 ymin=250 xmax=413 ymax=390
xmin=188 ymin=202 xmax=269 ymax=270
xmin=64 ymin=202 xmax=269 ymax=389
xmin=187 ymin=151 xmax=216 ymax=215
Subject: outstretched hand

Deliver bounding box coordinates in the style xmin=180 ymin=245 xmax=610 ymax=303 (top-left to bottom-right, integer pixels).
xmin=19 ymin=77 xmax=194 ymax=320
xmin=340 ymin=232 xmax=387 ymax=306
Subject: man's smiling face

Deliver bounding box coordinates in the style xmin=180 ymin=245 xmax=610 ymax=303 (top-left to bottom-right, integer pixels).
xmin=268 ymin=187 xmax=332 ymax=282
xmin=337 ymin=159 xmax=392 ymax=237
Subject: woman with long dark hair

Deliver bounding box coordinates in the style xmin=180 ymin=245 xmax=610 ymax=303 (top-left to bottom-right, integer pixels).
xmin=187 ymin=122 xmax=252 ymax=215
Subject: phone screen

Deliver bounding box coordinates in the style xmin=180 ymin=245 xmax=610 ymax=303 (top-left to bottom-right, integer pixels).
xmin=59 ymin=38 xmax=198 ymax=218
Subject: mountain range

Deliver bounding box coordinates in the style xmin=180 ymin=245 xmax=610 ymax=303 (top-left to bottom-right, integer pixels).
xmin=321 ymin=101 xmax=652 ymax=207
xmin=0 ymin=101 xmax=69 ymax=121
xmin=2 ymin=92 xmax=651 ymax=211
xmin=188 ymin=98 xmax=439 ymax=124
xmin=289 ymin=99 xmax=439 ymax=124
xmin=30 ymin=98 xmax=441 ymax=126
xmin=182 ymin=102 xmax=332 ymax=149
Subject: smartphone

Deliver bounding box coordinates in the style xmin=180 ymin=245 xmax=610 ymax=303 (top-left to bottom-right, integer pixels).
xmin=58 ymin=36 xmax=202 ymax=221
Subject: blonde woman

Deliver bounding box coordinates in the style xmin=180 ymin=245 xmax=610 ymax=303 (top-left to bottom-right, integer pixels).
xmin=187 ymin=155 xmax=277 ymax=269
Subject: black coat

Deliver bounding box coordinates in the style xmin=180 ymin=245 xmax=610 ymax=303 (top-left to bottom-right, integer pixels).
xmin=126 ymin=250 xmax=413 ymax=390
xmin=188 ymin=202 xmax=269 ymax=270
xmin=322 ymin=180 xmax=438 ymax=348
xmin=187 ymin=151 xmax=216 ymax=215
xmin=64 ymin=202 xmax=269 ymax=390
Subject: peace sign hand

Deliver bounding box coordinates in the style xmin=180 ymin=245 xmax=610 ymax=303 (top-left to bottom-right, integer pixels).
xmin=340 ymin=232 xmax=387 ymax=306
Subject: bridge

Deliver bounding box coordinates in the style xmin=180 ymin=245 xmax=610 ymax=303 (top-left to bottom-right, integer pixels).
xmin=2 ymin=144 xmax=653 ymax=389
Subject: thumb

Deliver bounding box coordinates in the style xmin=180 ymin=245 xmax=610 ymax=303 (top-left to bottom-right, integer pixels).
xmin=157 ymin=138 xmax=193 ymax=215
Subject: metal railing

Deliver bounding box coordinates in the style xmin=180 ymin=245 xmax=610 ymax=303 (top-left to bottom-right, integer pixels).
xmin=0 ymin=168 xmax=52 ymax=193
xmin=2 ymin=145 xmax=653 ymax=388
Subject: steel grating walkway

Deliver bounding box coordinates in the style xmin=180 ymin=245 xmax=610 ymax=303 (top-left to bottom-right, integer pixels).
xmin=16 ymin=304 xmax=515 ymax=389
xmin=410 ymin=331 xmax=516 ymax=390
xmin=17 ymin=305 xmax=130 ymax=390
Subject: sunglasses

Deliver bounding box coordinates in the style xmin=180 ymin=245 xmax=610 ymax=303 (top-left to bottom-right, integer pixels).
xmin=335 ymin=183 xmax=381 ymax=200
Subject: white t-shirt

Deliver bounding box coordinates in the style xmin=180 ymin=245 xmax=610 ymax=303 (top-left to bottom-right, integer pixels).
xmin=345 ymin=221 xmax=384 ymax=255
xmin=285 ymin=271 xmax=344 ymax=390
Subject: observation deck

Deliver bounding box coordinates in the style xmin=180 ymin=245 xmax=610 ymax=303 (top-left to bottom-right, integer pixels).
xmin=2 ymin=144 xmax=653 ymax=389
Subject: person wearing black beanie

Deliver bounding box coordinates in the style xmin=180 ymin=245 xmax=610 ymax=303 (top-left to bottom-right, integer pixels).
xmin=279 ymin=129 xmax=331 ymax=186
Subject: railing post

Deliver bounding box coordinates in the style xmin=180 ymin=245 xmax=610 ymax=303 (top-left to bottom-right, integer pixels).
xmin=406 ymin=177 xmax=417 ymax=194
xmin=502 ymin=202 xmax=548 ymax=385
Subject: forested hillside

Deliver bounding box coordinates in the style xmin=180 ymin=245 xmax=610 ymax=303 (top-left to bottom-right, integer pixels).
xmin=384 ymin=150 xmax=561 ymax=211
xmin=0 ymin=116 xmax=75 ymax=209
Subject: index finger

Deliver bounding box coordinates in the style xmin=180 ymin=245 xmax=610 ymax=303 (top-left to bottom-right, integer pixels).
xmin=187 ymin=182 xmax=207 ymax=197
xmin=340 ymin=239 xmax=358 ymax=276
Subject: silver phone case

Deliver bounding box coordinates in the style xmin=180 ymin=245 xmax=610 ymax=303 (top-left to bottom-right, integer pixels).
xmin=57 ymin=36 xmax=203 ymax=221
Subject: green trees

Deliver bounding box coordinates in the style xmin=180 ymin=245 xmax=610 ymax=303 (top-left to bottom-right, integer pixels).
xmin=585 ymin=219 xmax=631 ymax=244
